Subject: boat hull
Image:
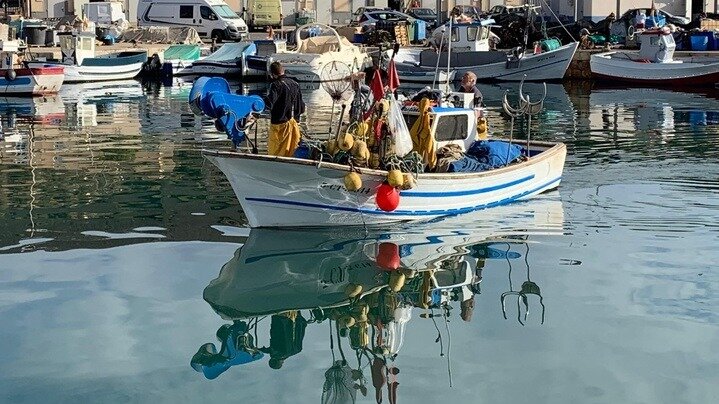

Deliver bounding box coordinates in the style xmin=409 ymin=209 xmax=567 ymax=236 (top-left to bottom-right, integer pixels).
xmin=27 ymin=51 xmax=146 ymax=83
xmin=406 ymin=42 xmax=578 ymax=82
xmin=203 ymin=141 xmax=566 ymax=228
xmin=591 ymin=51 xmax=719 ymax=85
xmin=0 ymin=67 xmax=64 ymax=95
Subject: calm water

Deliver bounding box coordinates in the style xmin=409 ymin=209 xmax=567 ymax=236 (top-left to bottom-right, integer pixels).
xmin=0 ymin=79 xmax=718 ymax=403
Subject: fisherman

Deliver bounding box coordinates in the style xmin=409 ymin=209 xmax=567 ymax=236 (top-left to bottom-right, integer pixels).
xmin=459 ymin=71 xmax=484 ymax=107
xmin=264 ymin=61 xmax=306 ymax=157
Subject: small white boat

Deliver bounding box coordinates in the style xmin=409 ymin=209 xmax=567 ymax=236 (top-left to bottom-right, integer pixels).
xmin=258 ymin=24 xmax=373 ymax=82
xmin=591 ymin=28 xmax=719 ymax=86
xmin=190 ymin=41 xmax=258 ymax=78
xmin=26 ymin=32 xmax=146 ymax=83
xmin=191 ymin=77 xmax=566 ymax=228
xmin=161 ymin=44 xmax=202 ymax=76
xmin=397 ymin=21 xmax=578 ymax=82
xmin=0 ymin=41 xmax=64 ymax=95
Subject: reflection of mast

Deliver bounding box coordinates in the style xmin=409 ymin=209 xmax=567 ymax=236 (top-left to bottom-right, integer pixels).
xmin=28 ymin=122 xmax=36 ymax=237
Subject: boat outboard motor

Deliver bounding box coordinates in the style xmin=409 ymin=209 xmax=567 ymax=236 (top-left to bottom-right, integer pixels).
xmin=189 ymin=77 xmax=265 ymax=147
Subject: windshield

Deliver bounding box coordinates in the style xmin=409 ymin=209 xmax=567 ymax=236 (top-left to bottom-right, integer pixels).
xmin=489 ymin=6 xmax=503 ymax=14
xmin=212 ymin=5 xmax=240 ymax=19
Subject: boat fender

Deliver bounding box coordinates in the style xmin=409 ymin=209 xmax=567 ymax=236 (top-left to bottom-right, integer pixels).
xmin=339 ymin=132 xmax=355 ymax=151
xmin=400 ymin=173 xmax=416 ymax=190
xmin=351 ymin=140 xmax=370 ymax=161
xmin=5 ymin=69 xmax=16 ymax=81
xmin=325 ymin=139 xmax=338 ymax=155
xmin=376 ymin=183 xmax=400 ymax=212
xmin=386 ymin=170 xmax=404 ymax=188
xmin=344 ymin=172 xmax=363 ymax=192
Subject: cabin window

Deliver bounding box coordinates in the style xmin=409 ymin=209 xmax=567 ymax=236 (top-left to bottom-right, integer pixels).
xmin=59 ymin=35 xmax=73 ymax=50
xmin=180 ymin=5 xmax=194 ymax=19
xmin=366 ymin=0 xmax=375 ymax=5
xmin=451 ymin=27 xmax=459 ymax=42
xmin=434 ymin=115 xmax=468 ymax=141
xmin=81 ymin=37 xmax=93 ymax=50
xmin=467 ymin=27 xmax=478 ymax=41
xmin=650 ymin=36 xmax=659 ymax=46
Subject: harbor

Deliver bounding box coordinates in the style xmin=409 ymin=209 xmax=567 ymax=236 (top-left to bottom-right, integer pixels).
xmin=1 ymin=1 xmax=719 ymax=403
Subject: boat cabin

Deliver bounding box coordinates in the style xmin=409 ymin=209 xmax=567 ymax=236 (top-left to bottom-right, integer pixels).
xmin=403 ymin=92 xmax=481 ymax=151
xmin=433 ymin=20 xmax=493 ymax=52
xmin=58 ymin=32 xmax=96 ymax=66
xmin=0 ymin=40 xmax=20 ymax=68
xmin=638 ymin=28 xmax=675 ymax=63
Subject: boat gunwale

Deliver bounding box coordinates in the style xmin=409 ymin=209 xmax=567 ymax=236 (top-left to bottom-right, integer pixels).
xmin=202 ymin=139 xmax=566 ymax=180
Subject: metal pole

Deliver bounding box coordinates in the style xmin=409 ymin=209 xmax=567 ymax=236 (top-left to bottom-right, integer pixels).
xmin=437 ymin=0 xmax=443 ymax=24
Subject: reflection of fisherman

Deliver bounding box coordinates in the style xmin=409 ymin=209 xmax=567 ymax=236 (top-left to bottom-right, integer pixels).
xmin=190 ymin=320 xmax=264 ymax=380
xmin=260 ymin=311 xmax=308 ymax=369
xmin=264 ymin=61 xmax=306 ymax=157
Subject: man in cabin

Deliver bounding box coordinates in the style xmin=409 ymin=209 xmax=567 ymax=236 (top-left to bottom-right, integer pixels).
xmin=459 ymin=71 xmax=484 ymax=107
xmin=264 ymin=61 xmax=306 ymax=157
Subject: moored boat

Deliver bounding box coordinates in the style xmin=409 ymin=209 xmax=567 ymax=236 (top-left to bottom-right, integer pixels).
xmin=190 ymin=77 xmax=566 ymax=228
xmin=591 ymin=27 xmax=719 ymax=86
xmin=250 ymin=24 xmax=373 ymax=82
xmin=26 ymin=32 xmax=146 ymax=83
xmin=0 ymin=40 xmax=64 ymax=95
xmin=191 ymin=41 xmax=258 ymax=78
xmin=395 ymin=20 xmax=578 ymax=82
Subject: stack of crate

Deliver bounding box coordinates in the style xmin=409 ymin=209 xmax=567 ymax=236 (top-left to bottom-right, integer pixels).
xmin=700 ymin=18 xmax=719 ymax=31
xmin=394 ymin=25 xmax=409 ymax=47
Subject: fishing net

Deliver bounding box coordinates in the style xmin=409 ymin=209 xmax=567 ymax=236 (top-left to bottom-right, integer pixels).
xmin=320 ymin=61 xmax=352 ymax=102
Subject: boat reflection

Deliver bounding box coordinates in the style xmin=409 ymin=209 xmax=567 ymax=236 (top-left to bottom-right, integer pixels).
xmin=191 ymin=198 xmax=564 ymax=395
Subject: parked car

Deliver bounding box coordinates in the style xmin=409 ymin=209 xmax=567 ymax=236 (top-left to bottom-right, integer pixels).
xmin=354 ymin=10 xmax=415 ymax=28
xmin=353 ymin=7 xmax=384 ymax=19
xmin=407 ymin=7 xmax=437 ymax=29
xmin=617 ymin=8 xmax=691 ymax=27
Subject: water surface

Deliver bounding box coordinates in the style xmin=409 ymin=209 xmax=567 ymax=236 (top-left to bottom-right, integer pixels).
xmin=0 ymin=80 xmax=717 ymax=403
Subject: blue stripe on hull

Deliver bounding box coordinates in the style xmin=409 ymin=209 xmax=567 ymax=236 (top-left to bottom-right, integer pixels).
xmin=0 ymin=77 xmax=32 ymax=86
xmin=400 ymin=174 xmax=534 ymax=197
xmin=244 ymin=176 xmax=561 ymax=217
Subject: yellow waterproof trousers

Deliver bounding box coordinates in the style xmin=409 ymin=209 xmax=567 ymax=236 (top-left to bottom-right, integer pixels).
xmin=268 ymin=119 xmax=301 ymax=157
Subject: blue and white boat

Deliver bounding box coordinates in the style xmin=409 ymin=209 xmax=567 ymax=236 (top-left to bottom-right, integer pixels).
xmin=192 ymin=78 xmax=566 ymax=228
xmin=27 ymin=32 xmax=146 ymax=83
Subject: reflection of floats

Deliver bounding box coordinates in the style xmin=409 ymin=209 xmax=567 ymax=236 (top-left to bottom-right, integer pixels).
xmin=192 ymin=198 xmax=564 ymax=389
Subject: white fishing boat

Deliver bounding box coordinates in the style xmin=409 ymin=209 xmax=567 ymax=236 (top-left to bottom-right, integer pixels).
xmin=26 ymin=32 xmax=146 ymax=83
xmin=591 ymin=27 xmax=719 ymax=86
xmin=395 ymin=20 xmax=578 ymax=82
xmin=190 ymin=41 xmax=258 ymax=78
xmin=0 ymin=40 xmax=64 ymax=95
xmin=254 ymin=24 xmax=373 ymax=82
xmin=191 ymin=77 xmax=566 ymax=228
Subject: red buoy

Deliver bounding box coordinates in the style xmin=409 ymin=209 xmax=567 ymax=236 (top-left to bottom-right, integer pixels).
xmin=376 ymin=183 xmax=400 ymax=212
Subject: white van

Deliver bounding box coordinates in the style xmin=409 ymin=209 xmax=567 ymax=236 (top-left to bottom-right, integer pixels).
xmin=137 ymin=0 xmax=248 ymax=41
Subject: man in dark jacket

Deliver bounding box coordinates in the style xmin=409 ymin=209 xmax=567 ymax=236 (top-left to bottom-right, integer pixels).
xmin=265 ymin=61 xmax=306 ymax=157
